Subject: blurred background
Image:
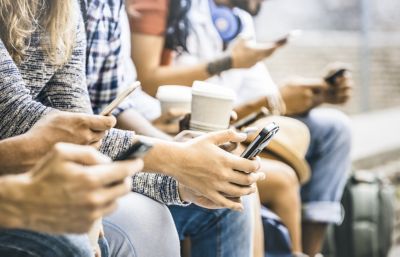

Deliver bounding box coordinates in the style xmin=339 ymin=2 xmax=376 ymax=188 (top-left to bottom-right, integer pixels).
xmin=254 ymin=0 xmax=400 ymax=114
xmin=254 ymin=1 xmax=400 ymax=255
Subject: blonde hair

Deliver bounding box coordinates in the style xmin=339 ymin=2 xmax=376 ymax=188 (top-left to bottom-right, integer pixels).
xmin=0 ymin=0 xmax=77 ymax=65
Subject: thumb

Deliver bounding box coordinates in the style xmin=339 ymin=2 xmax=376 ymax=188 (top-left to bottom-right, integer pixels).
xmin=206 ymin=129 xmax=247 ymax=146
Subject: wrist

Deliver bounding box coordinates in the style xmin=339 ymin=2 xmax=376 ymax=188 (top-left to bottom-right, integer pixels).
xmin=207 ymin=55 xmax=233 ymax=76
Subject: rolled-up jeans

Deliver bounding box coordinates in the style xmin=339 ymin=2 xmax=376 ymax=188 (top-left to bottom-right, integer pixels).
xmin=295 ymin=108 xmax=352 ymax=224
xmin=0 ymin=230 xmax=93 ymax=257
xmin=169 ymin=195 xmax=254 ymax=257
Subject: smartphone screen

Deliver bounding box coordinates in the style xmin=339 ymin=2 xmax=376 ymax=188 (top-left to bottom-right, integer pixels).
xmin=241 ymin=122 xmax=279 ymax=159
xmin=100 ymin=81 xmax=141 ymax=116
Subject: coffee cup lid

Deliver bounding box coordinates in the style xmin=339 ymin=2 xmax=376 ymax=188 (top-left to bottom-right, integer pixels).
xmin=192 ymin=81 xmax=236 ymax=101
xmin=156 ymin=85 xmax=192 ymax=102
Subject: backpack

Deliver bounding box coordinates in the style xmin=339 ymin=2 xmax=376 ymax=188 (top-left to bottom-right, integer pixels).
xmin=322 ymin=171 xmax=395 ymax=257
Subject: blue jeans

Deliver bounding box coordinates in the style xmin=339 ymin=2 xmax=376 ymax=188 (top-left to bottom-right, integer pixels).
xmin=295 ymin=108 xmax=352 ymax=224
xmin=168 ymin=195 xmax=254 ymax=257
xmin=0 ymin=229 xmax=93 ymax=257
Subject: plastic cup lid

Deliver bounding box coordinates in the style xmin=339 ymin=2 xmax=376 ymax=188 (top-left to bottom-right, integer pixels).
xmin=192 ymin=81 xmax=236 ymax=101
xmin=156 ymin=85 xmax=192 ymax=102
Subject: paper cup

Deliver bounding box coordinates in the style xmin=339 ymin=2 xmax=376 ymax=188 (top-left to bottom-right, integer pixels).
xmin=190 ymin=81 xmax=236 ymax=132
xmin=156 ymin=85 xmax=192 ymax=114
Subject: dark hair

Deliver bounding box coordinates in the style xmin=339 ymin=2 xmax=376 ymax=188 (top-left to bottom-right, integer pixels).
xmin=164 ymin=0 xmax=191 ymax=52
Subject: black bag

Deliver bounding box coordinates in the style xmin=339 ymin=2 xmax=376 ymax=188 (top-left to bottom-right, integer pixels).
xmin=323 ymin=171 xmax=395 ymax=257
xmin=261 ymin=206 xmax=292 ymax=257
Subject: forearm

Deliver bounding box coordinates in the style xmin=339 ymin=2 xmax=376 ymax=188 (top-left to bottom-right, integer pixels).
xmin=116 ymin=109 xmax=172 ymax=140
xmin=138 ymin=64 xmax=210 ymax=97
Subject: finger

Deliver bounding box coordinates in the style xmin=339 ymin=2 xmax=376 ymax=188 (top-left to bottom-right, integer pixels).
xmin=87 ymin=160 xmax=143 ymax=186
xmin=53 ymin=143 xmax=111 ymax=166
xmin=229 ymin=170 xmax=265 ymax=186
xmin=88 ymin=115 xmax=117 ymax=131
xmin=218 ymin=183 xmax=256 ymax=198
xmin=89 ymin=131 xmax=106 ymax=144
xmin=229 ymin=156 xmax=260 ymax=174
xmin=206 ymin=129 xmax=247 ymax=145
xmin=219 ymin=142 xmax=238 ymax=152
xmin=98 ymin=201 xmax=119 ymax=217
xmin=92 ymin=178 xmax=133 ymax=206
xmin=207 ymin=191 xmax=244 ymax=211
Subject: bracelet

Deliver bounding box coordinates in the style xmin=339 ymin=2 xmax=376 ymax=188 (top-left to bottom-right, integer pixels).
xmin=206 ymin=56 xmax=233 ymax=76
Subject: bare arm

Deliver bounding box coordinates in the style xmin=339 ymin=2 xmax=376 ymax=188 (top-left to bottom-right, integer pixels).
xmin=132 ymin=34 xmax=209 ymax=97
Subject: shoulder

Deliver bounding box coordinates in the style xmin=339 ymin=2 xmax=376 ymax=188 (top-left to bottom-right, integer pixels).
xmin=127 ymin=0 xmax=169 ymax=35
xmin=234 ymin=8 xmax=256 ymax=39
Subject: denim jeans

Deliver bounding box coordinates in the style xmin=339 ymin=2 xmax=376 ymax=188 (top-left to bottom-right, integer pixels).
xmin=0 ymin=229 xmax=93 ymax=257
xmin=168 ymin=195 xmax=254 ymax=257
xmin=295 ymin=108 xmax=352 ymax=224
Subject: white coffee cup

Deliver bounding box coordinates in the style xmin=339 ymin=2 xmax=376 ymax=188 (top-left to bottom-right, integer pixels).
xmin=156 ymin=85 xmax=192 ymax=114
xmin=190 ymin=81 xmax=236 ymax=132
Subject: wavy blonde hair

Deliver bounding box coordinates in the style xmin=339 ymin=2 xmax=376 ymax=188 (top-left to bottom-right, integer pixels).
xmin=0 ymin=0 xmax=77 ymax=65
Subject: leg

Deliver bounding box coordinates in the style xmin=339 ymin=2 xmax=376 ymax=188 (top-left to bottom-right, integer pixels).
xmin=257 ymin=158 xmax=302 ymax=253
xmin=0 ymin=230 xmax=92 ymax=257
xmin=295 ymin=108 xmax=352 ymax=256
xmin=103 ymin=192 xmax=180 ymax=257
xmin=169 ymin=195 xmax=254 ymax=257
xmin=252 ymin=191 xmax=264 ymax=257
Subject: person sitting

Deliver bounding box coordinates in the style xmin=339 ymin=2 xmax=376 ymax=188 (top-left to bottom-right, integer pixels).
xmin=0 ymin=0 xmax=263 ymax=256
xmin=82 ymin=0 xmax=264 ymax=256
xmin=0 ymin=113 xmax=142 ymax=257
xmin=126 ymin=0 xmax=353 ymax=256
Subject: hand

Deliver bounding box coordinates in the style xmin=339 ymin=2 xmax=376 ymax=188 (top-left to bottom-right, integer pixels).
xmin=153 ymin=108 xmax=189 ymax=135
xmin=231 ymin=37 xmax=281 ymax=69
xmin=0 ymin=143 xmax=143 ymax=234
xmin=171 ymin=130 xmax=264 ymax=211
xmin=179 ymin=183 xmax=243 ymax=210
xmin=280 ymin=78 xmax=327 ymax=115
xmin=26 ymin=110 xmax=116 ymax=151
xmin=324 ymin=71 xmax=353 ymax=105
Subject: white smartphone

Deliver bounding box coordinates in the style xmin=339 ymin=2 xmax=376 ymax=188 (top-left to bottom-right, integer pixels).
xmin=100 ymin=81 xmax=141 ymax=116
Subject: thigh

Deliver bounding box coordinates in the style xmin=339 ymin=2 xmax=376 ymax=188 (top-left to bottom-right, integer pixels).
xmin=0 ymin=230 xmax=92 ymax=257
xmin=103 ymin=192 xmax=180 ymax=257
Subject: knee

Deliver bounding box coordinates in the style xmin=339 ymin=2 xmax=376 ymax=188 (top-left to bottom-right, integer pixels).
xmin=273 ymin=162 xmax=300 ymax=192
xmin=104 ymin=193 xmax=180 ymax=257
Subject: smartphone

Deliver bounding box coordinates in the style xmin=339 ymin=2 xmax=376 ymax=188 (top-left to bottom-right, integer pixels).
xmin=115 ymin=140 xmax=153 ymax=161
xmin=324 ymin=68 xmax=347 ymax=85
xmin=274 ymin=29 xmax=302 ymax=45
xmin=240 ymin=122 xmax=279 ymax=159
xmin=100 ymin=81 xmax=141 ymax=116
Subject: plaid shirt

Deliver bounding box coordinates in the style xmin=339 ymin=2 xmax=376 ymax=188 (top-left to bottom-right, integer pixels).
xmin=85 ymin=0 xmax=134 ymax=115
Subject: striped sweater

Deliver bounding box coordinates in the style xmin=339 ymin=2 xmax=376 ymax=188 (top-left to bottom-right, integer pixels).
xmin=0 ymin=15 xmax=182 ymax=205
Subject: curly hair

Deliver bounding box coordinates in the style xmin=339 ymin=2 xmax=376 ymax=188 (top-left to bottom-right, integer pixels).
xmin=0 ymin=0 xmax=77 ymax=65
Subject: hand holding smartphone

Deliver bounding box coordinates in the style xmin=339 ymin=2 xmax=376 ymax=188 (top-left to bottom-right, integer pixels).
xmin=241 ymin=122 xmax=279 ymax=159
xmin=100 ymin=81 xmax=141 ymax=116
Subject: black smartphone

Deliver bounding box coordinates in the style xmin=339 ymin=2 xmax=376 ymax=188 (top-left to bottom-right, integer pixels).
xmin=115 ymin=140 xmax=153 ymax=161
xmin=324 ymin=68 xmax=347 ymax=85
xmin=240 ymin=122 xmax=279 ymax=159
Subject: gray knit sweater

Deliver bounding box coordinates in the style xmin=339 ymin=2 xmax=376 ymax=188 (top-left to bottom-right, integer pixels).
xmin=0 ymin=18 xmax=182 ymax=205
